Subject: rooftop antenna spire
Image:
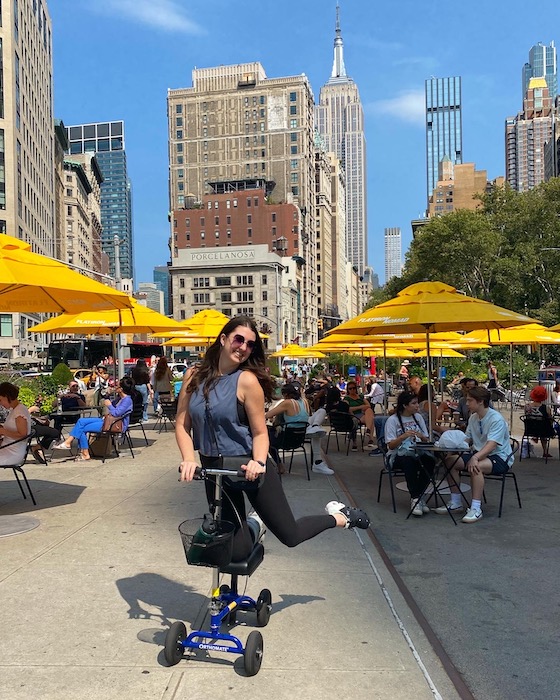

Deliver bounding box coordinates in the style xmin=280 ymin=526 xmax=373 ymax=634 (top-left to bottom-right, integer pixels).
xmin=330 ymin=2 xmax=347 ymax=79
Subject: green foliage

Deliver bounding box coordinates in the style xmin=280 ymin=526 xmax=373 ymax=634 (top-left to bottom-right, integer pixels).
xmin=51 ymin=362 xmax=73 ymax=386
xmin=16 ymin=381 xmax=57 ymax=415
xmin=266 ymin=357 xmax=280 ymax=377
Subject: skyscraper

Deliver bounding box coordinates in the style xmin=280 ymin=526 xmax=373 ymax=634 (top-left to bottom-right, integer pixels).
xmin=0 ymin=0 xmax=55 ymax=360
xmin=506 ymin=77 xmax=554 ymax=191
xmin=384 ymin=228 xmax=402 ymax=282
xmin=523 ymin=41 xmax=557 ymax=102
xmin=315 ymin=5 xmax=368 ymax=275
xmin=425 ymin=77 xmax=463 ymax=205
xmin=167 ymin=62 xmax=318 ymax=345
xmin=65 ymin=121 xmax=134 ymax=282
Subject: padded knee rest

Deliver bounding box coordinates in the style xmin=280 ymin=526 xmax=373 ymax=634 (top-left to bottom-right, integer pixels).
xmin=220 ymin=542 xmax=264 ymax=576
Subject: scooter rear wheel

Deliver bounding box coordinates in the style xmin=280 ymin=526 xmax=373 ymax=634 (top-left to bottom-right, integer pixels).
xmin=164 ymin=621 xmax=186 ymax=666
xmin=244 ymin=630 xmax=264 ymax=676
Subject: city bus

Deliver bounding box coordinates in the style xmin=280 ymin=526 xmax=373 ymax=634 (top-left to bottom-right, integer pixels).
xmin=45 ymin=338 xmax=164 ymax=372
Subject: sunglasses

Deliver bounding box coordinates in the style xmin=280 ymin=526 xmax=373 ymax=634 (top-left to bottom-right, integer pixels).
xmin=230 ymin=334 xmax=256 ymax=351
xmin=347 ymin=385 xmax=358 ymax=390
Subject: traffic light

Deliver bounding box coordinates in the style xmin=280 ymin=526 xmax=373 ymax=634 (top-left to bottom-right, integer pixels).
xmin=318 ymin=318 xmax=323 ymax=330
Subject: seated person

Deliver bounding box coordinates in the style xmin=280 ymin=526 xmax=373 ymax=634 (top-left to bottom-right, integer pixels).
xmin=27 ymin=408 xmax=60 ymax=463
xmin=364 ymin=378 xmax=384 ymax=413
xmin=336 ymin=376 xmax=348 ymax=396
xmin=304 ymin=374 xmax=330 ymax=412
xmin=53 ymin=381 xmax=87 ymax=432
xmin=524 ymin=385 xmax=555 ymax=459
xmin=408 ymin=375 xmax=423 ymax=396
xmin=344 ymin=381 xmax=375 ymax=449
xmin=551 ymin=380 xmax=560 ymax=416
xmin=437 ymin=386 xmax=514 ymax=523
xmin=325 ymin=386 xmax=361 ymax=451
xmin=52 ymin=377 xmax=134 ymax=462
xmin=384 ymin=391 xmax=435 ymax=517
xmin=0 ymin=382 xmax=32 ymax=465
xmin=417 ymin=383 xmax=451 ymax=437
xmin=456 ymin=377 xmax=478 ymax=427
xmin=265 ymin=382 xmax=310 ymax=475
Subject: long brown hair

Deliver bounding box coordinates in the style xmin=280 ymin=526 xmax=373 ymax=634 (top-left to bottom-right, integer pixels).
xmin=187 ymin=315 xmax=274 ymax=401
xmin=154 ymin=356 xmax=170 ymax=380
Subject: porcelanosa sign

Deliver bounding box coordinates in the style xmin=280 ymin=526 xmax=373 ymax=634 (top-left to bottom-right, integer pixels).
xmin=188 ymin=250 xmax=257 ymax=262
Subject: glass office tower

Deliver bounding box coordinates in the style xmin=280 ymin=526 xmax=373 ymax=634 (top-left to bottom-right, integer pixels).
xmin=425 ymin=77 xmax=463 ymax=205
xmin=65 ymin=121 xmax=134 ymax=282
xmin=523 ymin=42 xmax=557 ymax=102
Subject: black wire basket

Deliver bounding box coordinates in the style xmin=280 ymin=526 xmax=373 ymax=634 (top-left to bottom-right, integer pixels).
xmin=179 ymin=518 xmax=235 ymax=568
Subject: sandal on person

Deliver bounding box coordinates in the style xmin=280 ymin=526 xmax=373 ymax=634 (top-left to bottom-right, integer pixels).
xmin=74 ymin=454 xmax=91 ymax=462
xmin=31 ymin=445 xmax=48 ymax=465
xmin=52 ymin=441 xmax=71 ymax=450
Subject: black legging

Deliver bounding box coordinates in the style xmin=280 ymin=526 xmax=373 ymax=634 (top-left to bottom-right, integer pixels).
xmin=393 ymin=453 xmax=436 ymax=500
xmin=33 ymin=422 xmax=61 ymax=449
xmin=201 ymin=455 xmax=336 ymax=562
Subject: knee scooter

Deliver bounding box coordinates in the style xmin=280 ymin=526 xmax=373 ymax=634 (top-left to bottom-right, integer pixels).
xmin=164 ymin=466 xmax=271 ymax=676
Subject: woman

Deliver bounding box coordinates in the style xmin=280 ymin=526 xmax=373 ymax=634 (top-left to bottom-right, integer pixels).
xmin=152 ymin=357 xmax=174 ymax=414
xmin=132 ymin=359 xmax=151 ymax=422
xmin=344 ymin=381 xmax=375 ymax=449
xmin=53 ymin=376 xmax=134 ymax=461
xmin=417 ymin=383 xmax=451 ymax=438
xmin=0 ymin=382 xmax=32 ymax=465
xmin=551 ymin=380 xmax=560 ymax=415
xmin=94 ymin=365 xmax=110 ymax=405
xmin=264 ymin=382 xmax=310 ymax=475
xmin=486 ymin=360 xmax=498 ymax=389
xmin=176 ymin=316 xmax=370 ymax=563
xmin=384 ymin=391 xmax=435 ymax=517
xmin=524 ymin=385 xmax=555 ymax=459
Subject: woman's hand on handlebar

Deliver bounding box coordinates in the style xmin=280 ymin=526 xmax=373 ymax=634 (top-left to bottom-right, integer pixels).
xmin=242 ymin=458 xmax=266 ymax=481
xmin=179 ymin=460 xmax=199 ymax=482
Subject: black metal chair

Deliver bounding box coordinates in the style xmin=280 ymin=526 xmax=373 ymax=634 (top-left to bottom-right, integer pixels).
xmin=520 ymin=414 xmax=555 ymax=463
xmin=0 ymin=433 xmax=36 ymax=505
xmin=326 ymin=411 xmax=362 ymax=455
xmin=482 ymin=438 xmax=521 ymax=518
xmin=126 ymin=404 xmax=149 ymax=446
xmin=278 ymin=423 xmax=310 ymax=480
xmin=154 ymin=398 xmax=177 ymax=433
xmin=376 ymin=436 xmax=407 ymax=514
xmin=88 ymin=411 xmax=134 ymax=463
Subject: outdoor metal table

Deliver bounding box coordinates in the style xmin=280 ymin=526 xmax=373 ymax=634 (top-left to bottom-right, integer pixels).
xmin=409 ymin=444 xmax=472 ymax=525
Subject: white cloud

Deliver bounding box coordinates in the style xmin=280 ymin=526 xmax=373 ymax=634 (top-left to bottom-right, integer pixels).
xmin=93 ymin=0 xmax=203 ymax=34
xmin=367 ymin=89 xmax=425 ymax=126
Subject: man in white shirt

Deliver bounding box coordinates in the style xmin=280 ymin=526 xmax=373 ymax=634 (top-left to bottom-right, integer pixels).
xmin=436 ymin=386 xmax=514 ymax=523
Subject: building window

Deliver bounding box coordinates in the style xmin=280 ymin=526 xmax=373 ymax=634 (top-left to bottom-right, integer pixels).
xmin=247 ymin=228 xmax=252 ymax=238
xmin=179 ymin=294 xmax=185 ymax=304
xmin=262 ymin=307 xmax=268 ymax=317
xmin=226 ymin=215 xmax=231 ymax=224
xmin=233 ymin=199 xmax=238 ymax=207
xmin=176 ymin=130 xmax=183 ymax=139
xmin=0 ymin=313 xmax=13 ymax=336
xmin=246 ymin=198 xmax=251 ymax=207
xmin=216 ymin=276 xmax=231 ymax=287
xmin=290 ymin=146 xmax=298 ymax=155
xmin=290 ymin=133 xmax=297 ymax=142
xmin=261 ymin=275 xmax=267 ymax=285
xmin=236 ymin=275 xmax=254 ymax=286
xmin=262 ymin=291 xmax=268 ymax=301
xmin=215 ymin=216 xmax=219 ymax=225
xmin=290 ymin=105 xmax=297 ymax=115
xmin=290 ymin=119 xmax=297 ymax=128
xmin=289 ymin=92 xmax=297 ymax=102
xmin=66 ymin=188 xmax=73 ymax=196
xmin=221 ymin=292 xmax=231 ymax=302
xmin=200 ymin=231 xmax=205 ymax=239
xmin=291 ymin=173 xmax=298 ymax=183
xmin=291 ymin=186 xmax=299 ymax=196
xmin=179 ymin=278 xmax=185 ymax=288
xmin=215 ymin=230 xmax=220 ymax=238
xmin=194 ymin=293 xmax=211 ymax=304
xmin=193 ymin=277 xmax=210 ymax=288
xmin=247 ymin=214 xmax=252 ymax=224
xmin=180 ymin=310 xmax=185 ymax=320
xmin=176 ymin=104 xmax=182 ymax=113
xmin=176 ymin=116 xmax=183 ymax=126
xmin=236 ymin=291 xmax=254 ymax=302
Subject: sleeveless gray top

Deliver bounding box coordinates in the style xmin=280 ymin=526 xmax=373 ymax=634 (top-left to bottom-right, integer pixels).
xmin=189 ymin=369 xmax=252 ymax=456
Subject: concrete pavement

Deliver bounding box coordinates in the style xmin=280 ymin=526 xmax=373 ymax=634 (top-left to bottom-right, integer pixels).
xmin=0 ymin=423 xmax=461 ymax=700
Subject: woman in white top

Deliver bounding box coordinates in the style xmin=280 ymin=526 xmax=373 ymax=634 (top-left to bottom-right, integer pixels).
xmin=383 ymin=390 xmax=435 ymax=517
xmin=0 ymin=382 xmax=32 ymax=464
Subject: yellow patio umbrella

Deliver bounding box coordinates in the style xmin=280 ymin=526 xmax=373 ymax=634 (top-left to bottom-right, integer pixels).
xmin=162 ymin=335 xmax=212 ymax=348
xmin=327 ymin=282 xmax=537 ymax=432
xmin=0 ymin=233 xmax=133 ymax=312
xmin=30 ymin=299 xmax=184 ymax=335
xmin=30 ymin=300 xmax=185 ymax=377
xmin=414 ymin=348 xmax=465 ymax=358
xmin=269 ymin=344 xmax=326 ymax=359
xmin=463 ymin=323 xmax=560 ymax=427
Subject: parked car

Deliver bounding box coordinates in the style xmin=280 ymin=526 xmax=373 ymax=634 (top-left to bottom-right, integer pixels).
xmin=169 ymin=362 xmax=188 ymax=378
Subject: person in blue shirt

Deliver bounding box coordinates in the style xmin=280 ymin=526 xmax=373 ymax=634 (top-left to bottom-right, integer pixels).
xmin=436 ymin=385 xmax=514 ymax=523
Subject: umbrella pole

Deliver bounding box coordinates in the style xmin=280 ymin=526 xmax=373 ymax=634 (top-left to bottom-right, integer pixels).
xmin=425 ymin=327 xmax=433 ymax=436
xmin=509 ymin=342 xmax=514 ymax=431
xmin=383 ymin=340 xmax=388 ymax=413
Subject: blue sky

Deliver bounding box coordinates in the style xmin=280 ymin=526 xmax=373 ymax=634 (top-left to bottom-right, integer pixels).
xmin=50 ymin=0 xmax=558 ymax=285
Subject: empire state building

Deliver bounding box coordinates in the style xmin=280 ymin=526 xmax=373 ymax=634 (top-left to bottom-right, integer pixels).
xmin=315 ymin=5 xmax=368 ymax=275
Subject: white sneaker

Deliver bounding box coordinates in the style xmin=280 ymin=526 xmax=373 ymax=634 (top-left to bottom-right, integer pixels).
xmin=462 ymin=507 xmax=483 ymax=524
xmin=434 ymin=502 xmax=464 ymax=514
xmin=312 ymin=461 xmax=334 ymax=475
xmin=418 ymin=499 xmax=431 ymax=514
xmin=247 ymin=511 xmax=266 ymax=543
xmin=410 ymin=498 xmax=423 ymax=516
